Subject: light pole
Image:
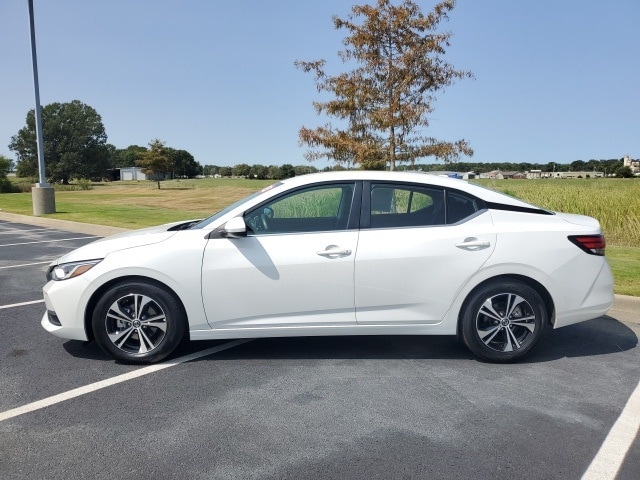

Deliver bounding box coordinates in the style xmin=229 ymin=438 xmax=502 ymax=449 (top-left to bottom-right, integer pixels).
xmin=28 ymin=0 xmax=55 ymax=215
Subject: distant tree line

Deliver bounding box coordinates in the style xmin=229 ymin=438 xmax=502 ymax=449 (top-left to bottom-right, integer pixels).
xmin=203 ymin=164 xmax=318 ymax=180
xmin=403 ymin=158 xmax=630 ymax=176
xmin=204 ymin=158 xmax=635 ymax=179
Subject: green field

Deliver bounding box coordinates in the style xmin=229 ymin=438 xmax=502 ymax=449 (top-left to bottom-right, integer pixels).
xmin=474 ymin=179 xmax=640 ymax=247
xmin=1 ymin=177 xmax=638 ymax=295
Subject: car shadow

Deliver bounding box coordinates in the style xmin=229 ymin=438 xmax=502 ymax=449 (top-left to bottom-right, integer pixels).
xmin=63 ymin=316 xmax=637 ymax=364
xmin=526 ymin=315 xmax=638 ymax=363
xmin=177 ymin=315 xmax=638 ymax=365
xmin=63 ymin=340 xmax=113 ymax=361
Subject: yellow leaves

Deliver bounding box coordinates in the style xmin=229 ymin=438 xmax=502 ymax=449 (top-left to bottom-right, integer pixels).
xmin=297 ymin=0 xmax=472 ymax=169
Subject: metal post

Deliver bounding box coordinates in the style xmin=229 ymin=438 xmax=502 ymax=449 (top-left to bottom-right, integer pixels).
xmin=28 ymin=0 xmax=55 ymax=214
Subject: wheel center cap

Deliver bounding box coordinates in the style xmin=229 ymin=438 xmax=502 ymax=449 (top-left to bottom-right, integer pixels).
xmin=501 ymin=318 xmax=510 ymax=327
xmin=132 ymin=319 xmax=142 ymax=328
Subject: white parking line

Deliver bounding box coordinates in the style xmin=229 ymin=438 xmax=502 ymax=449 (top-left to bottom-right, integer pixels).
xmin=0 ymin=339 xmax=252 ymax=423
xmin=0 ymin=236 xmax=97 ymax=247
xmin=0 ymin=227 xmax=54 ymax=235
xmin=581 ymin=379 xmax=640 ymax=480
xmin=0 ymin=261 xmax=52 ymax=270
xmin=0 ymin=299 xmax=45 ymax=310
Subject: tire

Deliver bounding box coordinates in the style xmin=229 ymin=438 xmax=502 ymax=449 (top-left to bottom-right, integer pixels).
xmin=461 ymin=280 xmax=546 ymax=362
xmin=92 ymin=281 xmax=187 ymax=363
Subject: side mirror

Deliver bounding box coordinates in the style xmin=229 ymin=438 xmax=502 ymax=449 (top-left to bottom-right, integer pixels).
xmin=223 ymin=216 xmax=247 ymax=238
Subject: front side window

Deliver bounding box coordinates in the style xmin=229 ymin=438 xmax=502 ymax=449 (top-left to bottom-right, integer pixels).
xmin=245 ymin=183 xmax=355 ymax=234
xmin=369 ymin=184 xmax=445 ymax=228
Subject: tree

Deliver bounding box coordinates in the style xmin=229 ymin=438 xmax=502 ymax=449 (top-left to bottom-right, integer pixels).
xmin=233 ymin=163 xmax=251 ymax=177
xmin=586 ymin=159 xmax=601 ymax=172
xmin=108 ymin=145 xmax=148 ymax=169
xmin=615 ymin=166 xmax=634 ymax=178
xmin=218 ymin=166 xmax=232 ymax=177
xmin=0 ymin=154 xmax=15 ymax=175
xmin=167 ymin=148 xmax=200 ymax=178
xmin=294 ymin=165 xmax=319 ymax=176
xmin=0 ymin=154 xmax=15 ymax=193
xmin=267 ymin=165 xmax=282 ymax=179
xmin=251 ymin=164 xmax=269 ymax=180
xmin=281 ymin=164 xmax=296 ymax=179
xmin=136 ymin=139 xmax=171 ymax=188
xmin=570 ymin=160 xmax=586 ymax=171
xmin=296 ymin=0 xmax=473 ymax=170
xmin=9 ymin=100 xmax=110 ymax=183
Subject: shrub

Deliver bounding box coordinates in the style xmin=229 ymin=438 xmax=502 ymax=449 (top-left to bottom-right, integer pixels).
xmin=0 ymin=178 xmax=18 ymax=193
xmin=77 ymin=178 xmax=93 ymax=190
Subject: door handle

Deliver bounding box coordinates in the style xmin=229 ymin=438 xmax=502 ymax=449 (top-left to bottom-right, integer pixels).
xmin=455 ymin=238 xmax=491 ymax=251
xmin=316 ymin=245 xmax=352 ymax=258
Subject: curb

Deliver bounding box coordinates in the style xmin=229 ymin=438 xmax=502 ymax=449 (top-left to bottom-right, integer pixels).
xmin=0 ymin=211 xmax=130 ymax=237
xmin=610 ymin=294 xmax=640 ymax=314
xmin=1 ymin=211 xmax=638 ymax=324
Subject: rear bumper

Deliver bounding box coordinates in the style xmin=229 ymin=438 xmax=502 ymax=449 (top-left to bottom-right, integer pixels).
xmin=553 ymin=260 xmax=614 ymax=328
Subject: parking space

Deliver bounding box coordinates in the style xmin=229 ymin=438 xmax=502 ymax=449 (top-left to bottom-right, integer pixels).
xmin=0 ymin=221 xmax=98 ymax=306
xmin=0 ymin=219 xmax=639 ymax=479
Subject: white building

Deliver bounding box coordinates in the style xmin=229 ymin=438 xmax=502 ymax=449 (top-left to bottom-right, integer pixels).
xmin=623 ymin=155 xmax=639 ymax=174
xmin=119 ymin=167 xmax=147 ymax=181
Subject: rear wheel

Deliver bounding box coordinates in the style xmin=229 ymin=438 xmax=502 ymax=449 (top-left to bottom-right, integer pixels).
xmin=461 ymin=280 xmax=546 ymax=362
xmin=92 ymin=281 xmax=186 ymax=363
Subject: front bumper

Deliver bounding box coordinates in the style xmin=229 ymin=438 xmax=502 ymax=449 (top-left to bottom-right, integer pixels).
xmin=41 ymin=280 xmax=91 ymax=341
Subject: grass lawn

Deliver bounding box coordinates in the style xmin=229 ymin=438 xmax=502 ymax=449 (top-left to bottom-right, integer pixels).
xmin=1 ymin=177 xmax=638 ymax=295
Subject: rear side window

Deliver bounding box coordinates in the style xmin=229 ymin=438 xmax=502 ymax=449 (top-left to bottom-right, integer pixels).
xmin=447 ymin=191 xmax=480 ymax=224
xmin=369 ymin=184 xmax=445 ymax=228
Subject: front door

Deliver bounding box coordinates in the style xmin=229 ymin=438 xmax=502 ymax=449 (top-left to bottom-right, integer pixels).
xmin=201 ymin=182 xmax=359 ymax=329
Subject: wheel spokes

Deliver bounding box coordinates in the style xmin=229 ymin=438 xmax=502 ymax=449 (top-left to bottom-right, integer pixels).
xmin=475 ymin=292 xmax=537 ymax=353
xmin=109 ymin=326 xmax=134 ymax=347
xmin=104 ymin=293 xmax=167 ymax=355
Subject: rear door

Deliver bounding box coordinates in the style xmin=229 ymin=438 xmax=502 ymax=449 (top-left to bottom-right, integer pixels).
xmin=354 ymin=182 xmax=496 ymax=324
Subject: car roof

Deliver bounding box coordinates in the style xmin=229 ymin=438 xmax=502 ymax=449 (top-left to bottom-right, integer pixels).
xmin=279 ymin=171 xmax=541 ymax=210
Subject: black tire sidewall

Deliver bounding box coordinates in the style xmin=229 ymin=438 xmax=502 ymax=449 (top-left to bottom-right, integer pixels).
xmin=461 ymin=280 xmax=546 ymax=362
xmin=92 ymin=281 xmax=186 ymax=363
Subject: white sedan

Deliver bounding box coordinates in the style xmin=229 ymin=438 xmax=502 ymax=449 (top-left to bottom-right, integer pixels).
xmin=42 ymin=171 xmax=614 ymax=363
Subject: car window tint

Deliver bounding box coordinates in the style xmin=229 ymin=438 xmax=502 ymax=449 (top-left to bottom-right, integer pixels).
xmin=447 ymin=191 xmax=480 ymax=224
xmin=246 ymin=183 xmax=355 ymax=234
xmin=370 ymin=184 xmax=445 ymax=228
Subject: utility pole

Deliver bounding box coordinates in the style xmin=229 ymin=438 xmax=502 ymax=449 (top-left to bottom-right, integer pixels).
xmin=28 ymin=0 xmax=55 ymax=215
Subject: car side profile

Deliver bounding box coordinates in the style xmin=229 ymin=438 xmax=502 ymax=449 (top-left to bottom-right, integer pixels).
xmin=42 ymin=171 xmax=614 ymax=363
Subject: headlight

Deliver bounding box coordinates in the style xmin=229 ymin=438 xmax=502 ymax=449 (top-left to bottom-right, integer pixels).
xmin=47 ymin=259 xmax=102 ymax=281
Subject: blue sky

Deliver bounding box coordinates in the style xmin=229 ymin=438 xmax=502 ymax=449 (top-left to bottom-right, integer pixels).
xmin=1 ymin=0 xmax=638 ymax=169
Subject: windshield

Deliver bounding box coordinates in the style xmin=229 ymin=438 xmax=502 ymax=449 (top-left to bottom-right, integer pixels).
xmin=190 ymin=182 xmax=282 ymax=229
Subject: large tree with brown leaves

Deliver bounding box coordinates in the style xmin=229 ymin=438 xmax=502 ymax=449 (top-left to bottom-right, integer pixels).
xmin=296 ymin=0 xmax=473 ymax=170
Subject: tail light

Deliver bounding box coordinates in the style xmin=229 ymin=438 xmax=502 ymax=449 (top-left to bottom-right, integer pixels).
xmin=568 ymin=235 xmax=606 ymax=256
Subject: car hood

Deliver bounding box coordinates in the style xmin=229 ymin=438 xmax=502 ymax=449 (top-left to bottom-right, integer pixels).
xmin=54 ymin=221 xmax=188 ymax=265
xmin=555 ymin=212 xmax=601 ymax=229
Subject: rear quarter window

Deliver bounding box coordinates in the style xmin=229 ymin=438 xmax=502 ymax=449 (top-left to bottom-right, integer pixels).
xmin=446 ymin=191 xmax=481 ymax=224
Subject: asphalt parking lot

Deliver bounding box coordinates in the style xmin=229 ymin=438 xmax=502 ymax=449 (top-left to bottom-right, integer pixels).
xmin=0 ymin=217 xmax=639 ymax=480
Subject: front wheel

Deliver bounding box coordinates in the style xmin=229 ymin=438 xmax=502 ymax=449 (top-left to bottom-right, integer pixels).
xmin=92 ymin=281 xmax=187 ymax=363
xmin=461 ymin=280 xmax=547 ymax=362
